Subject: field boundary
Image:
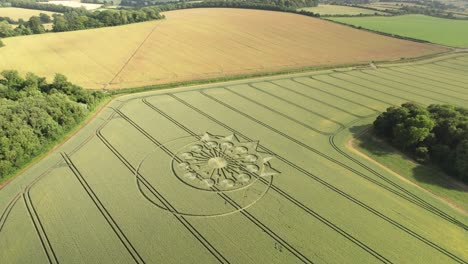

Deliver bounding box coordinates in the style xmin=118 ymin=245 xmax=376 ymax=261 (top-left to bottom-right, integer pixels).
xmin=61 ymin=152 xmax=146 ymax=264
xmin=0 ymin=96 xmax=114 ymax=190
xmin=141 ymin=95 xmax=395 ymax=263
xmin=140 ymin=92 xmax=467 ymax=262
xmin=347 ymin=134 xmax=468 ymax=214
xmin=105 ymin=50 xmax=457 ymax=94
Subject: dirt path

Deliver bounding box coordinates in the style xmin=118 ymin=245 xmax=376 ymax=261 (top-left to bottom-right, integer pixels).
xmin=347 ymin=137 xmax=467 ymax=214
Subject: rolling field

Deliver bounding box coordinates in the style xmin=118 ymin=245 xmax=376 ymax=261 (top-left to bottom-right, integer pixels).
xmin=0 ymin=7 xmax=56 ymax=20
xmin=329 ymin=14 xmax=468 ymax=48
xmin=0 ymin=8 xmax=446 ymax=89
xmin=39 ymin=1 xmax=102 ymax=10
xmin=1 ymin=53 xmax=467 ymax=263
xmin=299 ymin=4 xmax=386 ymax=15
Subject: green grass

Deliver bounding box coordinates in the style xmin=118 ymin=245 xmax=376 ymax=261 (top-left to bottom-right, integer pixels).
xmin=299 ymin=4 xmax=386 ymax=15
xmin=329 ymin=14 xmax=468 ymax=48
xmin=353 ymin=130 xmax=468 ymax=212
xmin=1 ymin=53 xmax=467 ymax=263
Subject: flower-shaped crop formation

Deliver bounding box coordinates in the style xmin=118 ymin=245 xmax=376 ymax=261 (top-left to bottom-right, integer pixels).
xmin=172 ymin=133 xmax=279 ymax=191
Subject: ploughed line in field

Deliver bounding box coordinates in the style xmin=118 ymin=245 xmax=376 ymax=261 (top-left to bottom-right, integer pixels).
xmin=407 ymin=63 xmax=468 ymax=86
xmin=23 ymin=184 xmax=58 ymax=264
xmin=447 ymin=60 xmax=468 ymax=68
xmin=165 ymin=93 xmax=468 ymax=263
xmin=328 ymin=130 xmax=468 ymax=230
xmin=418 ymin=61 xmax=468 ymax=80
xmin=427 ymin=61 xmax=465 ymax=71
xmin=436 ymin=60 xmax=468 ymax=71
xmin=453 ymin=57 xmax=468 ymax=66
xmin=327 ymin=73 xmax=453 ymax=105
xmin=245 ymin=83 xmax=354 ymax=123
xmin=348 ymin=71 xmax=467 ymax=105
xmin=258 ymin=81 xmax=375 ymax=118
xmin=432 ymin=62 xmax=468 ymax=74
xmin=224 ymin=87 xmax=342 ymax=135
xmin=142 ymin=96 xmax=392 ymax=264
xmin=392 ymin=64 xmax=468 ymax=90
xmin=60 ymin=153 xmax=146 ymax=264
xmin=105 ymin=23 xmax=161 ymax=89
xmin=439 ymin=60 xmax=468 ymax=68
xmin=376 ymin=70 xmax=468 ymax=100
xmin=115 ymin=105 xmax=314 ymax=264
xmin=286 ymin=79 xmax=382 ymax=114
xmin=303 ymin=77 xmax=398 ymax=107
xmin=361 ymin=70 xmax=468 ymax=100
xmin=193 ymin=91 xmax=466 ymax=263
xmin=96 ymin=111 xmax=230 ymax=264
xmin=0 ymin=114 xmax=106 ymax=263
xmin=0 ymin=193 xmax=20 ymax=235
xmin=198 ymin=88 xmax=468 ymax=230
xmin=385 ymin=67 xmax=468 ymax=94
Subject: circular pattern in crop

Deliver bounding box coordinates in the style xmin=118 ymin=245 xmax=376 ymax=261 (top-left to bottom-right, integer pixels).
xmin=172 ymin=133 xmax=279 ymax=192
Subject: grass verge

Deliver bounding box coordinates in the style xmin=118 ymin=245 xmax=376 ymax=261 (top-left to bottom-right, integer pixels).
xmin=351 ymin=130 xmax=468 ymax=213
xmin=0 ymin=96 xmax=113 ymax=189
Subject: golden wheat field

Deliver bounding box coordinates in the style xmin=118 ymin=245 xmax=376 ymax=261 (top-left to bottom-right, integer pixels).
xmin=0 ymin=8 xmax=447 ymax=89
xmin=0 ymin=7 xmax=56 ymax=20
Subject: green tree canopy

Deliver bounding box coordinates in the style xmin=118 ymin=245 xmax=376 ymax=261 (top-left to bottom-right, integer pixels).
xmin=373 ymin=103 xmax=468 ymax=183
xmin=0 ymin=71 xmax=104 ymax=178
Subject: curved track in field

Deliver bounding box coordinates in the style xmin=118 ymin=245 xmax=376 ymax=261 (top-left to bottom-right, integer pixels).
xmin=141 ymin=96 xmax=393 ymax=263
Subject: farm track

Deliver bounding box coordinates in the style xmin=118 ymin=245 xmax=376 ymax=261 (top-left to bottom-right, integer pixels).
xmin=224 ymin=87 xmax=343 ymax=135
xmin=192 ymin=90 xmax=467 ymax=263
xmin=112 ymin=106 xmax=313 ymax=264
xmin=23 ymin=183 xmax=59 ymax=264
xmin=353 ymin=71 xmax=468 ymax=103
xmin=287 ymin=79 xmax=382 ymax=113
xmin=384 ymin=68 xmax=468 ymax=94
xmin=260 ymin=81 xmax=375 ymax=118
xmin=0 ymin=193 xmax=20 ymax=234
xmin=328 ymin=73 xmax=452 ymax=105
xmin=1 ymin=54 xmax=467 ymax=263
xmin=432 ymin=62 xmax=468 ymax=73
xmin=61 ymin=153 xmax=146 ymax=264
xmin=305 ymin=77 xmax=399 ymax=107
xmin=143 ymin=96 xmax=393 ymax=263
xmin=0 ymin=104 xmax=120 ymax=263
xmin=96 ymin=108 xmax=230 ymax=264
xmin=401 ymin=66 xmax=468 ymax=87
xmin=105 ymin=23 xmax=161 ymax=89
xmin=201 ymin=80 xmax=468 ymax=230
xmin=423 ymin=62 xmax=468 ymax=78
xmin=246 ymin=84 xmax=348 ymax=125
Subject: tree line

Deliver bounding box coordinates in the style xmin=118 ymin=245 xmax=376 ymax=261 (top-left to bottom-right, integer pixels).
xmin=0 ymin=13 xmax=52 ymax=37
xmin=0 ymin=0 xmax=321 ymax=40
xmin=0 ymin=6 xmax=164 ymax=38
xmin=0 ymin=71 xmax=105 ymax=179
xmin=374 ymin=103 xmax=468 ymax=183
xmin=121 ymin=0 xmax=318 ymax=9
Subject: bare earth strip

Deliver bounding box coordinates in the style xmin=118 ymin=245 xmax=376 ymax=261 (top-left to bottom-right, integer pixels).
xmin=0 ymin=8 xmax=446 ymax=89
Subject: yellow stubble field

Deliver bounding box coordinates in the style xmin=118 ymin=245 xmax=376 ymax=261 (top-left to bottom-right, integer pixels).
xmin=0 ymin=8 xmax=447 ymax=89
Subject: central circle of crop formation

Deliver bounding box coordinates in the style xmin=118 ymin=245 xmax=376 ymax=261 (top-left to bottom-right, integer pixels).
xmin=171 ymin=133 xmax=279 ymax=192
xmin=208 ymin=157 xmax=228 ymax=169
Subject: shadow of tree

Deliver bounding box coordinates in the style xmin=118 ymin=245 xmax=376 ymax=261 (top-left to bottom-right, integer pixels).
xmin=349 ymin=125 xmax=467 ymax=193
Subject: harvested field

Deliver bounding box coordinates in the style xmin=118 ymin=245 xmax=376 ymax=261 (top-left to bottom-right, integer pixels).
xmin=0 ymin=8 xmax=446 ymax=89
xmin=38 ymin=1 xmax=102 ymax=10
xmin=0 ymin=7 xmax=56 ymax=20
xmin=0 ymin=53 xmax=467 ymax=263
xmin=299 ymin=4 xmax=387 ymax=15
